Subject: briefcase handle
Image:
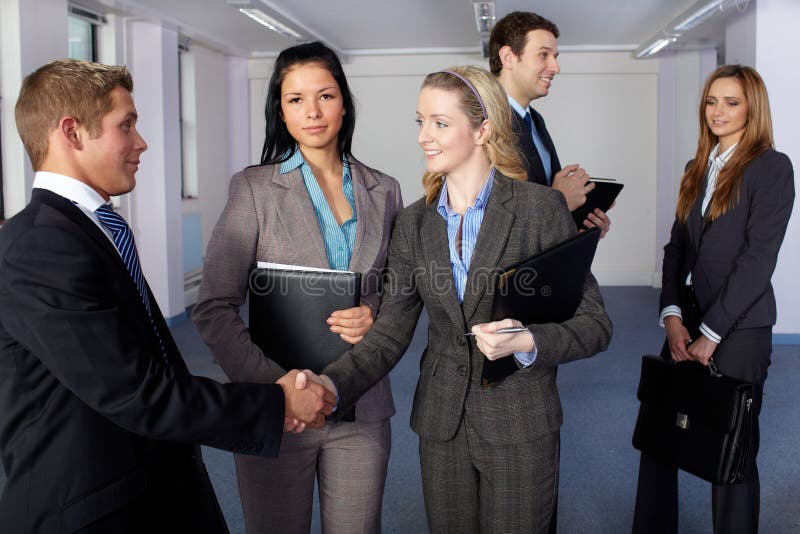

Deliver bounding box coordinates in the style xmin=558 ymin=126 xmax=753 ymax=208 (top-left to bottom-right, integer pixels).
xmin=708 ymin=358 xmax=723 ymax=378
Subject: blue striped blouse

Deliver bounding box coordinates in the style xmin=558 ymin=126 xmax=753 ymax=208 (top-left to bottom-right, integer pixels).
xmin=281 ymin=150 xmax=356 ymax=271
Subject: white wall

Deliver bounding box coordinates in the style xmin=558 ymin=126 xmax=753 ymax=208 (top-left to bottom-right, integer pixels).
xmin=753 ymin=0 xmax=800 ymax=336
xmin=249 ymin=51 xmax=664 ymax=286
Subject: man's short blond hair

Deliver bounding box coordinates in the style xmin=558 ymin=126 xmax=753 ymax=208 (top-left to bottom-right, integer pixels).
xmin=15 ymin=58 xmax=133 ymax=170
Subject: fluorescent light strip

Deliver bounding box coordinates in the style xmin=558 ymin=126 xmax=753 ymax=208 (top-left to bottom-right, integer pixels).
xmin=634 ymin=37 xmax=676 ymax=59
xmin=239 ymin=8 xmax=302 ymax=39
xmin=673 ymin=0 xmax=727 ymax=31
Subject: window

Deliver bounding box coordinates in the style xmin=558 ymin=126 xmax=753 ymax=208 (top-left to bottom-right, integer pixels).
xmin=67 ymin=5 xmax=106 ymax=62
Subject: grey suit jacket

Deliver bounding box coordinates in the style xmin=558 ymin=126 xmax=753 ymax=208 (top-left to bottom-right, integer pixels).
xmin=193 ymin=157 xmax=403 ymax=422
xmin=324 ymin=173 xmax=612 ymax=445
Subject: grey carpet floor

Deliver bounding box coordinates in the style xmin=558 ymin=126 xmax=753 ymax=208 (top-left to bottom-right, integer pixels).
xmin=2 ymin=287 xmax=799 ymax=533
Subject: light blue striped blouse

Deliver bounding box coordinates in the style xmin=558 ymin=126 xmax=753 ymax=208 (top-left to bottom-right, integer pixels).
xmin=280 ymin=150 xmax=356 ymax=271
xmin=436 ymin=169 xmax=536 ymax=366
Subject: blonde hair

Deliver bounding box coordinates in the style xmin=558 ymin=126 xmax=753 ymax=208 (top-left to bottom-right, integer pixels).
xmin=420 ymin=66 xmax=526 ymax=204
xmin=676 ymin=65 xmax=773 ymax=223
xmin=15 ymin=58 xmax=133 ymax=170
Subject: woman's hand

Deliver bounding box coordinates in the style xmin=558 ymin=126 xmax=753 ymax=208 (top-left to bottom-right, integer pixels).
xmin=328 ymin=303 xmax=374 ymax=344
xmin=471 ymin=319 xmax=534 ymax=361
xmin=664 ymin=315 xmax=692 ymax=362
xmin=687 ymin=335 xmax=718 ymax=366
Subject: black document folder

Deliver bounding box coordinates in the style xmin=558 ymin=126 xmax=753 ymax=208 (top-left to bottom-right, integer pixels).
xmin=481 ymin=227 xmax=602 ymax=386
xmin=572 ymin=179 xmax=623 ymax=229
xmin=248 ymin=266 xmax=361 ymax=374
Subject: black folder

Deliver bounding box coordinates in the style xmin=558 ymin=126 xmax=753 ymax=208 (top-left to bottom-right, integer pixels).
xmin=572 ymin=179 xmax=623 ymax=229
xmin=248 ymin=266 xmax=361 ymax=374
xmin=481 ymin=227 xmax=601 ymax=386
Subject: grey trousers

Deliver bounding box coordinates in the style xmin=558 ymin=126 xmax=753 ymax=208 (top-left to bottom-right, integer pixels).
xmin=420 ymin=415 xmax=560 ymax=534
xmin=235 ymin=418 xmax=391 ymax=534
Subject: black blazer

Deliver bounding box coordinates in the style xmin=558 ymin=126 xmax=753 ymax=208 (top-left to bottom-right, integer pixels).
xmin=511 ymin=106 xmax=562 ymax=186
xmin=661 ymin=149 xmax=795 ymax=338
xmin=0 ymin=189 xmax=286 ymax=533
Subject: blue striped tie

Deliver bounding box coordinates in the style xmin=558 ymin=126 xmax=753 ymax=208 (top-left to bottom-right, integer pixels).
xmin=95 ymin=204 xmax=167 ymax=361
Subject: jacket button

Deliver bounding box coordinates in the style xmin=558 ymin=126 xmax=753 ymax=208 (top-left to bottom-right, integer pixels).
xmin=458 ymin=365 xmax=467 ymax=376
xmin=457 ymin=336 xmax=466 ymax=346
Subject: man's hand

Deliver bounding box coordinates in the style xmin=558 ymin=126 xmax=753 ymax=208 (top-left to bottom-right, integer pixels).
xmin=328 ymin=303 xmax=373 ymax=344
xmin=277 ymin=370 xmax=336 ymax=430
xmin=581 ymin=206 xmax=612 ymax=238
xmin=664 ymin=316 xmax=691 ymax=362
xmin=687 ymin=335 xmax=718 ymax=366
xmin=471 ymin=319 xmax=534 ymax=361
xmin=552 ymin=163 xmax=593 ymax=212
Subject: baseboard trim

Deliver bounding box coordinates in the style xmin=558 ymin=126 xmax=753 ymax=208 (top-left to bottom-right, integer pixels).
xmin=773 ymin=333 xmax=800 ymax=346
xmin=165 ymin=312 xmax=187 ymax=327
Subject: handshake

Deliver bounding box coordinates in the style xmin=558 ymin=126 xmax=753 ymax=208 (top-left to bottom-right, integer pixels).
xmin=277 ymin=369 xmax=338 ymax=433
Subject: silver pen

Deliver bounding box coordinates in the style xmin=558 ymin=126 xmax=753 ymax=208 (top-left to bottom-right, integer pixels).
xmin=464 ymin=326 xmax=528 ymax=336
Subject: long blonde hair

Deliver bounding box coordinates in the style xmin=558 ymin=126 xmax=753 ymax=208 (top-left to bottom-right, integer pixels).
xmin=676 ymin=65 xmax=774 ymax=223
xmin=420 ymin=66 xmax=526 ymax=204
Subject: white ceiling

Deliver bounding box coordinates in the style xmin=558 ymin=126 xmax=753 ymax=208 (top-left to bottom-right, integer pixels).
xmin=85 ymin=0 xmax=733 ymax=57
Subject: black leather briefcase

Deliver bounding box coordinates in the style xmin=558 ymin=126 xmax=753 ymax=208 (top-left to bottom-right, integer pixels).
xmin=632 ymin=355 xmax=755 ymax=485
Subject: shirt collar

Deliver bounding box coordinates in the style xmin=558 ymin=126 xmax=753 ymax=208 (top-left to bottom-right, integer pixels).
xmin=32 ymin=171 xmax=108 ymax=211
xmin=436 ymin=168 xmax=496 ymax=217
xmin=709 ymin=143 xmax=737 ymax=166
xmin=279 ymin=148 xmax=350 ymax=176
xmin=506 ymin=95 xmax=527 ymax=119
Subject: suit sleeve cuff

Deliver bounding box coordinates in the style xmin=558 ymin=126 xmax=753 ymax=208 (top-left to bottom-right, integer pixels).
xmin=513 ymin=334 xmax=538 ymax=368
xmin=699 ymin=323 xmax=722 ymax=344
xmin=659 ymin=306 xmax=682 ymax=327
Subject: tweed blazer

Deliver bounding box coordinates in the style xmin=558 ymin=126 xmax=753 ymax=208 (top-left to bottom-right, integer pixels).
xmin=661 ymin=149 xmax=794 ymax=337
xmin=193 ymin=157 xmax=403 ymax=422
xmin=324 ymin=173 xmax=612 ymax=445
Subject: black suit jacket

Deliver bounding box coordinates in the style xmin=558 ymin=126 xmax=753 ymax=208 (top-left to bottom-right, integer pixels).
xmin=661 ymin=149 xmax=794 ymax=337
xmin=511 ymin=106 xmax=562 ymax=186
xmin=0 ymin=189 xmax=285 ymax=533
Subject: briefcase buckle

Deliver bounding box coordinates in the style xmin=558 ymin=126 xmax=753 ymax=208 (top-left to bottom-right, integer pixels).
xmin=675 ymin=413 xmax=689 ymax=430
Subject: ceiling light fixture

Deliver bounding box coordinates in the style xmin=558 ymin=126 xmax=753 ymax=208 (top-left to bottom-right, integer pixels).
xmin=238 ymin=8 xmax=303 ymax=39
xmin=634 ymin=0 xmax=750 ymax=59
xmin=473 ymin=2 xmax=496 ymax=33
xmin=473 ymin=2 xmax=495 ymax=58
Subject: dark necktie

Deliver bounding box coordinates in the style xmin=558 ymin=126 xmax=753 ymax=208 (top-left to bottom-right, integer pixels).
xmin=523 ymin=110 xmax=534 ymax=132
xmin=95 ymin=204 xmax=167 ymax=361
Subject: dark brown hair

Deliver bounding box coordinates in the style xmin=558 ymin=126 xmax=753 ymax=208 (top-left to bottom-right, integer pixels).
xmin=489 ymin=11 xmax=559 ymax=76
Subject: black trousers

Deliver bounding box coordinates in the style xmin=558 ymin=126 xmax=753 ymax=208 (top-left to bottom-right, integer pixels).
xmin=631 ymin=325 xmax=772 ymax=534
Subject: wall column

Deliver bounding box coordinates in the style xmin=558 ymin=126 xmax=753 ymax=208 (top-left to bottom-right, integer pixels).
xmin=0 ymin=0 xmax=68 ymax=218
xmin=126 ymin=20 xmax=185 ymax=320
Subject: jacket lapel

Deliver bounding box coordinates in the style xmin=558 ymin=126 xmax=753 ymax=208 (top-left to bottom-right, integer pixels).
xmin=530 ymin=107 xmax=561 ymax=177
xmin=348 ymin=159 xmax=379 ymax=274
xmin=513 ymin=110 xmax=548 ymax=186
xmin=34 ymin=190 xmax=169 ymax=354
xmin=421 ymin=201 xmax=465 ymax=329
xmin=461 ymin=176 xmax=514 ymax=323
xmin=270 ymin=166 xmax=330 ymax=268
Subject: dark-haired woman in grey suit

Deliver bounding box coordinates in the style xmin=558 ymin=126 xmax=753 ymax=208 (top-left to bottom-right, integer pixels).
xmin=192 ymin=41 xmax=402 ymax=534
xmin=632 ymin=65 xmax=794 ymax=534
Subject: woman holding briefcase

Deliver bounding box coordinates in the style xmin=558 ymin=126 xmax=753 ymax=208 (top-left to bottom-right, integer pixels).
xmin=632 ymin=65 xmax=794 ymax=533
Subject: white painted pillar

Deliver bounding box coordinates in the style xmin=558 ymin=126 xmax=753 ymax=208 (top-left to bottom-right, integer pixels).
xmin=753 ymin=0 xmax=800 ymax=338
xmin=726 ymin=0 xmax=800 ymax=337
xmin=126 ymin=20 xmax=185 ymax=320
xmin=0 ymin=0 xmax=68 ymax=218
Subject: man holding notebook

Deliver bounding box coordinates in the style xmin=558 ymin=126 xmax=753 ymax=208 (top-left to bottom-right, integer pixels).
xmin=489 ymin=10 xmax=613 ymax=237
